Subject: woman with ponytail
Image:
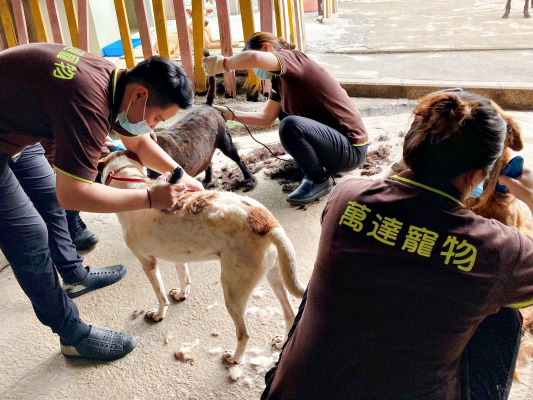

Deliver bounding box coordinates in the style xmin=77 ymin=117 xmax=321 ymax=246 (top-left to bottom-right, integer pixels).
xmin=261 ymin=90 xmax=533 ymax=399
xmin=202 ymin=32 xmax=368 ymax=204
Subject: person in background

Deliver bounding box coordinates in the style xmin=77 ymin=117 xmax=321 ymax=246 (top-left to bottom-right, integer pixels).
xmin=202 ymin=32 xmax=368 ymax=205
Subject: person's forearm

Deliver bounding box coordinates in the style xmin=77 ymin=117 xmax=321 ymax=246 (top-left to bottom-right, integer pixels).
xmin=232 ymin=109 xmax=276 ymax=127
xmin=57 ymin=177 xmax=150 ymax=213
xmin=134 ymin=136 xmax=178 ymax=174
xmin=225 ymin=51 xmax=280 ymax=72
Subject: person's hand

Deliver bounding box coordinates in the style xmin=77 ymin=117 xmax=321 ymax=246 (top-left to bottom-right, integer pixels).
xmin=213 ymin=104 xmax=234 ymax=121
xmin=202 ymin=54 xmax=225 ymax=76
xmin=499 ymin=168 xmax=533 ymax=208
xmin=181 ymin=172 xmax=205 ymax=192
xmin=148 ymin=172 xmax=185 ymax=209
xmin=101 ymin=136 xmax=117 ymax=155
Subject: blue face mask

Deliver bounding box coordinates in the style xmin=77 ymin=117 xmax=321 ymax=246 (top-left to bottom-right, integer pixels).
xmin=253 ymin=68 xmax=274 ymax=80
xmin=117 ymin=95 xmax=152 ymax=136
xmin=467 ymin=182 xmax=484 ymax=199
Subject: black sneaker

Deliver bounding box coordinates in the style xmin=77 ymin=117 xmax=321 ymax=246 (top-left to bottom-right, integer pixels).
xmin=286 ymin=177 xmax=333 ymax=205
xmin=61 ymin=326 xmax=137 ymax=361
xmin=63 ymin=265 xmax=126 ymax=299
xmin=66 ymin=210 xmax=99 ymax=251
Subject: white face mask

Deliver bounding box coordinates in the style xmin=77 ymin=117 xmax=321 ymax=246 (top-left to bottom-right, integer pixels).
xmin=253 ymin=68 xmax=274 ymax=80
xmin=117 ymin=95 xmax=152 ymax=136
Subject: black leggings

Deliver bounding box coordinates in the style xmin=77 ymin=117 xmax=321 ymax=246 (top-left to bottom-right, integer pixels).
xmin=279 ymin=116 xmax=367 ymax=183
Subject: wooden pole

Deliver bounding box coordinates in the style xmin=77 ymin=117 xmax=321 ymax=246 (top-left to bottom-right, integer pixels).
xmin=192 ymin=0 xmax=206 ymax=93
xmin=325 ymin=0 xmax=331 ymax=18
xmin=132 ymin=0 xmax=153 ymax=59
xmin=113 ymin=0 xmax=135 ymax=67
xmin=11 ymin=0 xmax=29 ymax=45
xmin=291 ymin=0 xmax=303 ymax=50
xmin=260 ymin=0 xmax=273 ymax=32
xmin=215 ymin=0 xmax=236 ymax=97
xmin=239 ymin=0 xmax=261 ymax=91
xmin=45 ymin=0 xmax=64 ymax=44
xmin=286 ymin=0 xmax=295 ymax=43
xmin=152 ymin=0 xmax=170 ymax=59
xmin=64 ymin=0 xmax=78 ymax=47
xmin=274 ymin=0 xmax=284 ymax=37
xmin=0 ymin=0 xmax=17 ymax=47
xmin=28 ymin=0 xmax=49 ymax=42
xmin=260 ymin=0 xmax=273 ymax=94
xmin=172 ymin=0 xmax=195 ymax=90
xmin=77 ymin=0 xmax=89 ymax=51
xmin=297 ymin=0 xmax=305 ymax=52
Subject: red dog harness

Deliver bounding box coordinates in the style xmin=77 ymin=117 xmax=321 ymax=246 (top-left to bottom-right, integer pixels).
xmin=104 ymin=166 xmax=146 ymax=186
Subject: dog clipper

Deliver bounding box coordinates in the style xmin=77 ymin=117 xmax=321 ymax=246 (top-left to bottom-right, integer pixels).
xmin=168 ymin=165 xmax=184 ymax=184
xmin=496 ymin=156 xmax=524 ymax=193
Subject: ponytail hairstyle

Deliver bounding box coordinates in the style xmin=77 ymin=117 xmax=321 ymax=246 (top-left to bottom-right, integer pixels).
xmin=243 ymin=32 xmax=296 ymax=51
xmin=403 ymin=91 xmax=507 ymax=185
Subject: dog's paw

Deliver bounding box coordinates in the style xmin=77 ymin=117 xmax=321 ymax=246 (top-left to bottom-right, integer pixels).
xmin=145 ymin=308 xmax=165 ymax=322
xmin=223 ymin=350 xmax=239 ymax=364
xmin=271 ymin=335 xmax=284 ymax=350
xmin=169 ymin=288 xmax=189 ymax=301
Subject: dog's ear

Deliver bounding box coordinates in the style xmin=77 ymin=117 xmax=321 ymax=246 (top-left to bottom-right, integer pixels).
xmin=205 ymin=8 xmax=214 ymax=15
xmin=97 ymin=154 xmax=111 ymax=174
xmin=504 ymin=114 xmax=523 ymax=152
xmin=186 ymin=9 xmax=192 ymax=18
xmin=492 ymin=101 xmax=524 ymax=151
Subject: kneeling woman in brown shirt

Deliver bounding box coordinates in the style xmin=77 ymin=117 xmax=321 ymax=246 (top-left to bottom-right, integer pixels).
xmin=202 ymin=32 xmax=368 ymax=205
xmin=261 ymin=91 xmax=533 ymax=399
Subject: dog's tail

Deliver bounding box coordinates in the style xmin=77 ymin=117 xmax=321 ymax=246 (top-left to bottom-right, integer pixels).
xmin=268 ymin=228 xmax=305 ymax=298
xmin=203 ymin=49 xmax=216 ymax=106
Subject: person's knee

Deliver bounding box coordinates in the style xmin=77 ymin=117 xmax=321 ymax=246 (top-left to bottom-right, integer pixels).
xmin=279 ymin=116 xmax=303 ymax=146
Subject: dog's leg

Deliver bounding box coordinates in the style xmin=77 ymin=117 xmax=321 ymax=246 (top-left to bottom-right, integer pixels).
xmin=503 ymin=0 xmax=512 ymax=18
xmin=217 ymin=129 xmax=256 ymax=188
xmin=265 ymin=266 xmax=297 ymax=350
xmin=140 ymin=256 xmax=170 ymax=322
xmin=220 ymin=258 xmax=263 ymax=364
xmin=525 ymin=0 xmax=531 ymax=18
xmin=169 ymin=263 xmax=191 ymax=301
xmin=202 ymin=163 xmax=213 ymax=188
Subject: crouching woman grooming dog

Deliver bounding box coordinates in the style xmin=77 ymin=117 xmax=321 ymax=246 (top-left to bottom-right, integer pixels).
xmin=202 ymin=32 xmax=368 ymax=205
xmin=262 ymin=91 xmax=533 ymax=399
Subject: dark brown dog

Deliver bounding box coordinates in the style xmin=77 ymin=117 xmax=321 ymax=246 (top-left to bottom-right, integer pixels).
xmin=147 ymin=62 xmax=255 ymax=189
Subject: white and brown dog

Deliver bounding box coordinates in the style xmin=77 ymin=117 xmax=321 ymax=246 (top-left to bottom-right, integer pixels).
xmin=98 ymin=150 xmax=305 ymax=364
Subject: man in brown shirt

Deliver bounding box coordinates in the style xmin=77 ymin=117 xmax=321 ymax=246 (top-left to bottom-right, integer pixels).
xmin=0 ymin=43 xmax=203 ymax=361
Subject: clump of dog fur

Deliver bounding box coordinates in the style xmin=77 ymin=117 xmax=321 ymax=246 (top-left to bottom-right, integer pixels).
xmin=201 ymin=140 xmax=394 ymax=191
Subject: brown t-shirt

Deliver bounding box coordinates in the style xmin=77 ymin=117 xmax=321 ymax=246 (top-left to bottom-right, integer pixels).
xmin=268 ymin=49 xmax=368 ymax=145
xmin=0 ymin=43 xmax=129 ymax=182
xmin=263 ymin=172 xmax=533 ymax=400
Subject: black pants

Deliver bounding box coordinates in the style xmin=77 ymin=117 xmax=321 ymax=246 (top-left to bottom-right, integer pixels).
xmin=279 ymin=116 xmax=368 ymax=183
xmin=267 ymin=289 xmax=521 ymax=400
xmin=0 ymin=144 xmax=86 ymax=338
